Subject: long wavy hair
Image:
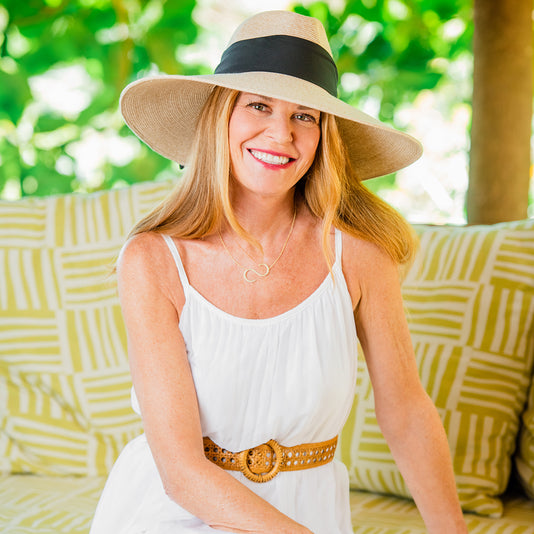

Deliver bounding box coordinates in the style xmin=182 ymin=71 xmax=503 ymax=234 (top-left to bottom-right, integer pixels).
xmin=129 ymin=86 xmax=417 ymax=269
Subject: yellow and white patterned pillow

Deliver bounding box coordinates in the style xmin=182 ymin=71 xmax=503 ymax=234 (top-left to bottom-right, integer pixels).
xmin=0 ymin=180 xmax=175 ymax=476
xmin=517 ymin=380 xmax=534 ymax=499
xmin=339 ymin=219 xmax=534 ymax=517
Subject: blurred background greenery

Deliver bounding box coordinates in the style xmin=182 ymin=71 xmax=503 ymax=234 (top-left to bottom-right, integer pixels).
xmin=0 ymin=0 xmax=491 ymax=223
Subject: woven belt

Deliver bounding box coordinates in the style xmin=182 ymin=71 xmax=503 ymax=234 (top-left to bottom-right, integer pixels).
xmin=203 ymin=435 xmax=338 ymax=483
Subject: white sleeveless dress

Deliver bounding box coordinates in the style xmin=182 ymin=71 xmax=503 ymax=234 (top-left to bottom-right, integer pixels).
xmin=90 ymin=229 xmax=358 ymax=534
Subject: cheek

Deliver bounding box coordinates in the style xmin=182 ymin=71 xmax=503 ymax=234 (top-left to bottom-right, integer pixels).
xmin=228 ymin=120 xmax=244 ymax=168
xmin=228 ymin=116 xmax=238 ymax=152
xmin=302 ymin=130 xmax=321 ymax=166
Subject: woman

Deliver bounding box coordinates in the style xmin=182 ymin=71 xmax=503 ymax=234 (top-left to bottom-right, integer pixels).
xmin=90 ymin=10 xmax=468 ymax=534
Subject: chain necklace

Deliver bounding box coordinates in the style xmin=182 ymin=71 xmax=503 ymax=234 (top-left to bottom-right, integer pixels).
xmin=218 ymin=206 xmax=297 ymax=283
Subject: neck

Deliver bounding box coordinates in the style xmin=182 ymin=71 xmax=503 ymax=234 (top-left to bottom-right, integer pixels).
xmin=229 ymin=190 xmax=297 ymax=243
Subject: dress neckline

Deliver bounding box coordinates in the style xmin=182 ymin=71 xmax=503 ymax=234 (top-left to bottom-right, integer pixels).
xmin=162 ymin=229 xmax=346 ymax=326
xmin=183 ymin=268 xmax=335 ymax=326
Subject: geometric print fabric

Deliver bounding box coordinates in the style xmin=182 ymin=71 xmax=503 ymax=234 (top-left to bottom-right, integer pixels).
xmin=1 ymin=475 xmax=534 ymax=533
xmin=339 ymin=220 xmax=534 ymax=517
xmin=0 ymin=474 xmax=107 ymax=533
xmin=0 ymin=180 xmax=175 ymax=476
xmin=349 ymin=490 xmax=534 ymax=533
xmin=2 ymin=179 xmax=534 ymax=522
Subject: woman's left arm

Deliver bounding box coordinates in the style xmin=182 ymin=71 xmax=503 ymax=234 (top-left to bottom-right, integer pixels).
xmin=351 ymin=241 xmax=468 ymax=534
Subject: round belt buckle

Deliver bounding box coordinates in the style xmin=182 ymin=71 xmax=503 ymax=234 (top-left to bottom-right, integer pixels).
xmin=239 ymin=439 xmax=283 ymax=483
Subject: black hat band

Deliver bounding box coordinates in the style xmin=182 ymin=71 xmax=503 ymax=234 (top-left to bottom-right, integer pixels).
xmin=214 ymin=35 xmax=338 ymax=97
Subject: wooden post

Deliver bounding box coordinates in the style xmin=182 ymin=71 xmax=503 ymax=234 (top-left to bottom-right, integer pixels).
xmin=467 ymin=0 xmax=533 ymax=224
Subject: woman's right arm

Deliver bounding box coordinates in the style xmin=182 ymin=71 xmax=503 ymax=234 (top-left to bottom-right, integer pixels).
xmin=117 ymin=233 xmax=312 ymax=534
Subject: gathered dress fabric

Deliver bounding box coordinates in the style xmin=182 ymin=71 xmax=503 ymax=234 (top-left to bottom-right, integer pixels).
xmin=90 ymin=228 xmax=358 ymax=534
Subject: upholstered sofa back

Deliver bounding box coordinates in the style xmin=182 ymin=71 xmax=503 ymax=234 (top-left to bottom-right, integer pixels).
xmin=1 ymin=181 xmax=533 ymax=519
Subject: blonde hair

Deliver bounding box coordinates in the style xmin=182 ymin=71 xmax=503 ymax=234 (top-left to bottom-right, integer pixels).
xmin=308 ymin=113 xmax=418 ymax=268
xmin=130 ymin=86 xmax=417 ymax=268
xmin=129 ymin=87 xmax=238 ymax=239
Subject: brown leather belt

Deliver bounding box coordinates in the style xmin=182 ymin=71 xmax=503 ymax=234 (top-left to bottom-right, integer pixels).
xmin=203 ymin=435 xmax=338 ymax=483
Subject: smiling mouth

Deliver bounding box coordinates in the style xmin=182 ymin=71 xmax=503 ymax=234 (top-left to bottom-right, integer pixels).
xmin=248 ymin=149 xmax=295 ymax=166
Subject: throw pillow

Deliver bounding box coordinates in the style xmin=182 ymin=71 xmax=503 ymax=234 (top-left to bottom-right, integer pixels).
xmin=0 ymin=180 xmax=174 ymax=476
xmin=339 ymin=219 xmax=534 ymax=517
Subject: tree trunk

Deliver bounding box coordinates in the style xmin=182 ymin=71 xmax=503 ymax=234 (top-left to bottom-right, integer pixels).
xmin=467 ymin=0 xmax=533 ymax=224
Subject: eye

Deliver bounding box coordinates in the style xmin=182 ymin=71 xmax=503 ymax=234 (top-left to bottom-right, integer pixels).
xmin=294 ymin=113 xmax=319 ymax=124
xmin=247 ymin=102 xmax=269 ymax=112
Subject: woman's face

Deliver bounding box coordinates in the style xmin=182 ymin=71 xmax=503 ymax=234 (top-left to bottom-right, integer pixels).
xmin=228 ymin=92 xmax=321 ymax=199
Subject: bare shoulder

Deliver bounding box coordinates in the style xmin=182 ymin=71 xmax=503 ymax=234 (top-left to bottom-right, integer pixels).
xmin=342 ymin=232 xmax=397 ymax=272
xmin=118 ymin=232 xmax=168 ymax=279
xmin=341 ymin=232 xmax=401 ymax=306
xmin=117 ymin=232 xmax=183 ymax=306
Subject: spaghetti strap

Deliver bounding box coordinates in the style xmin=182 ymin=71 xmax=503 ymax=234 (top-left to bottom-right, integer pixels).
xmin=334 ymin=228 xmax=343 ymax=265
xmin=161 ymin=234 xmax=190 ymax=290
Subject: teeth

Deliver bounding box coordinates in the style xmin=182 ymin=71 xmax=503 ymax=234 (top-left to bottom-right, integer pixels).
xmin=250 ymin=150 xmax=290 ymax=165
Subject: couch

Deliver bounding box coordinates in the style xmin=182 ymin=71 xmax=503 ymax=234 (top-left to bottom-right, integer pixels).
xmin=1 ymin=180 xmax=534 ymax=533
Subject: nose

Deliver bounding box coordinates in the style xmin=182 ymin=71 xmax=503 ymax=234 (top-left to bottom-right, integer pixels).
xmin=265 ymin=113 xmax=293 ymax=143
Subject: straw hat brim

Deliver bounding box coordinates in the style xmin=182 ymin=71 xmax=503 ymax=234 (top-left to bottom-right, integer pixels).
xmin=120 ymin=71 xmax=422 ymax=180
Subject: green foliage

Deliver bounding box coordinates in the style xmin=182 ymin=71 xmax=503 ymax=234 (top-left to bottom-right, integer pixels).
xmin=292 ymin=0 xmax=473 ymax=120
xmin=0 ymin=0 xmax=473 ymax=200
xmin=292 ymin=0 xmax=473 ymax=202
xmin=0 ymin=0 xmax=197 ymax=198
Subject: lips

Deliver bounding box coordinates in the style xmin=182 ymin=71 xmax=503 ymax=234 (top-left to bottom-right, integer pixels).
xmin=248 ymin=149 xmax=295 ymax=166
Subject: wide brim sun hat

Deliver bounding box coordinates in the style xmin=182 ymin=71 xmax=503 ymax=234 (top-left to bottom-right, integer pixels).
xmin=120 ymin=10 xmax=422 ymax=180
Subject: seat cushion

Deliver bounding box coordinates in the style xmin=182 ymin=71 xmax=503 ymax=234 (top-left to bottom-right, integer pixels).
xmin=1 ymin=474 xmax=533 ymax=533
xmin=349 ymin=489 xmax=534 ymax=533
xmin=0 ymin=474 xmax=105 ymax=533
